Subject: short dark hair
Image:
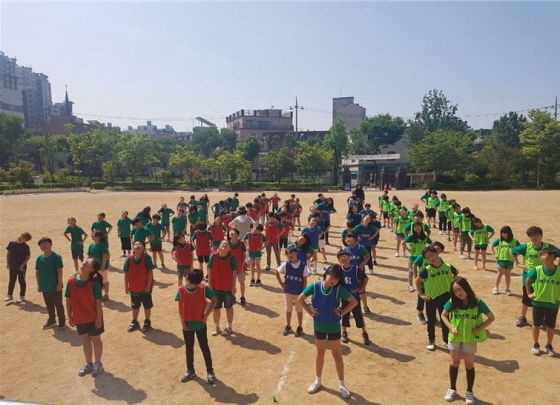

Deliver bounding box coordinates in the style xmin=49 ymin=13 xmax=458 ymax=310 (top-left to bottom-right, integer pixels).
xmin=152 ymin=214 xmax=161 ymax=220
xmin=526 ymin=226 xmax=543 ymax=237
xmin=131 ymin=218 xmax=141 ymax=225
xmin=187 ymin=269 xmax=204 ymax=285
xmin=38 ymin=237 xmax=52 ymax=246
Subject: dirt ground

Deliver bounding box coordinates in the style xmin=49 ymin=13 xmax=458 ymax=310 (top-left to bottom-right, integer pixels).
xmin=1 ymin=189 xmax=559 ymax=405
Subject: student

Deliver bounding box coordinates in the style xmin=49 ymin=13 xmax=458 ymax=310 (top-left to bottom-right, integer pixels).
xmin=65 ymin=258 xmax=105 ymax=377
xmin=229 ymin=206 xmax=257 ymax=239
xmin=526 ymin=248 xmax=560 ymax=357
xmin=511 ymin=226 xmax=560 ymax=327
xmin=146 ymin=214 xmax=166 ymax=268
xmin=395 ymin=209 xmax=412 ymax=257
xmin=346 ymin=205 xmax=362 ymax=228
xmin=301 ymin=215 xmax=323 ymax=274
xmin=124 ymin=241 xmax=155 ymax=333
xmin=337 ymin=251 xmax=371 ymax=345
xmin=490 ymin=226 xmax=519 ymax=295
xmin=436 ymin=193 xmax=451 ymax=235
xmin=116 ymin=211 xmax=132 ymax=258
xmin=208 ymin=216 xmax=227 ymax=251
xmin=186 ymin=206 xmax=199 ymax=236
xmin=359 ymin=203 xmax=376 ymax=218
xmin=293 ymin=198 xmax=303 ymax=230
xmin=341 ymin=221 xmax=355 ymax=249
xmin=87 ymin=231 xmax=110 ymax=301
xmin=276 ymin=246 xmax=309 ymax=337
xmin=212 ymin=200 xmax=225 ymax=219
xmin=208 ymin=241 xmax=237 ymax=336
xmin=316 ymin=198 xmax=336 ymax=245
xmin=415 ymin=245 xmax=458 ymax=351
xmin=295 ymin=234 xmax=313 ymax=266
xmin=176 ymin=269 xmax=217 ymax=384
xmin=91 ymin=213 xmax=113 ymax=242
xmin=459 ymin=207 xmax=474 ymax=260
xmin=404 ymin=211 xmax=432 ymax=237
xmin=378 ymin=189 xmax=389 ymax=214
xmin=230 ymin=193 xmax=240 ymax=211
xmin=172 ymin=235 xmax=195 ymax=287
xmin=343 ymin=234 xmax=371 ymax=314
xmin=197 ymin=202 xmax=209 ymax=226
xmin=5 ymin=232 xmax=32 ymax=303
xmin=445 ymin=199 xmax=456 ymax=242
xmin=177 ymin=196 xmax=188 ymax=213
xmin=413 ymin=242 xmax=445 ymax=324
xmin=450 ymin=203 xmax=462 ymax=252
xmin=171 ymin=209 xmax=187 ymax=238
xmin=243 ymin=224 xmax=267 ymax=287
xmin=353 ymin=214 xmax=380 ymax=274
xmin=191 ymin=223 xmax=213 ymax=274
xmin=188 ymin=195 xmax=198 ymax=208
xmin=35 ymin=237 xmax=65 ymax=330
xmin=157 ymin=203 xmax=175 ymax=242
xmin=469 ymin=217 xmax=495 ymax=270
xmin=265 ymin=212 xmax=283 ymax=270
xmin=278 ymin=212 xmax=292 ymax=250
xmin=403 ymin=223 xmax=432 ymax=292
xmin=131 ymin=218 xmax=154 ymax=245
xmin=64 ymin=217 xmax=88 ymax=272
xmin=426 ymin=190 xmax=439 ymax=229
xmin=228 ymin=229 xmax=248 ymax=306
xmin=135 ymin=206 xmax=152 ymax=226
xmin=271 ymin=193 xmax=281 ymax=213
xmin=199 ymin=193 xmax=210 ymax=210
xmin=297 ymin=265 xmax=357 ymax=399
xmin=441 ymin=277 xmax=495 ymax=405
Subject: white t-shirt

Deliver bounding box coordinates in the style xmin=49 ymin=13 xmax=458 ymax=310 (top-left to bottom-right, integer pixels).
xmin=231 ymin=215 xmax=256 ymax=239
xmin=277 ymin=260 xmax=310 ymax=277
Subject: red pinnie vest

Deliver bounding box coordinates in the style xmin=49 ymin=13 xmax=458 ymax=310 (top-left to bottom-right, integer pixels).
xmin=178 ymin=284 xmax=206 ymax=322
xmin=127 ymin=254 xmax=152 ymax=293
xmin=68 ymin=275 xmax=98 ymax=325
xmin=174 ymin=243 xmax=193 ymax=266
xmin=211 ymin=254 xmax=235 ymax=291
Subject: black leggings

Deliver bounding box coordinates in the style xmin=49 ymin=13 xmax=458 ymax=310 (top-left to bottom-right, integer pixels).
xmin=426 ymin=293 xmax=450 ymax=343
xmin=439 ymin=217 xmax=448 ymax=232
xmin=8 ymin=268 xmax=26 ymax=297
xmin=342 ymin=299 xmax=364 ymax=328
xmin=183 ymin=326 xmax=213 ymax=373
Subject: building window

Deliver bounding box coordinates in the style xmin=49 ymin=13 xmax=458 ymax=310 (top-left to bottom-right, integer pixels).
xmin=258 ymin=121 xmax=270 ymax=130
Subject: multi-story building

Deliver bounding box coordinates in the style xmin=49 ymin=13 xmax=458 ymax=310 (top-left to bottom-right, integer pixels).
xmin=21 ymin=67 xmax=52 ymax=131
xmin=0 ymin=51 xmax=24 ymax=119
xmin=333 ymin=96 xmax=366 ymax=131
xmin=226 ymin=109 xmax=293 ymax=143
xmin=125 ymin=120 xmax=192 ymax=141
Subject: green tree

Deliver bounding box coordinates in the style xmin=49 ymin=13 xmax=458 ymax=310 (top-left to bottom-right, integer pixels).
xmin=408 ymin=130 xmax=473 ymax=178
xmin=491 ymin=112 xmax=527 ymax=149
xmin=217 ymin=150 xmax=252 ymax=184
xmin=406 ymin=89 xmax=470 ymax=144
xmin=323 ymin=119 xmax=348 ymax=185
xmin=169 ymin=147 xmax=203 ymax=184
xmin=220 ymin=128 xmax=238 ymax=152
xmin=295 ymin=143 xmax=333 ymax=183
xmin=0 ymin=113 xmax=26 ymax=166
xmin=261 ymin=148 xmax=296 ymax=183
xmin=477 ymin=141 xmax=522 ymax=183
xmin=115 ymin=134 xmax=158 ymax=183
xmin=67 ymin=128 xmax=118 ymax=178
xmin=7 ymin=160 xmax=34 ymax=185
xmin=190 ymin=127 xmax=222 ymax=158
xmin=102 ymin=161 xmax=116 ymax=185
xmin=237 ymin=136 xmax=262 ymax=162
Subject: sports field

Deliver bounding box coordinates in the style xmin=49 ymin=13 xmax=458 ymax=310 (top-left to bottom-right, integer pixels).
xmin=0 ymin=189 xmax=558 ymax=405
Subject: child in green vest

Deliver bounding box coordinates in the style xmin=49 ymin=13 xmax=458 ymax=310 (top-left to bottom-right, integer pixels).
xmin=441 ymin=277 xmax=495 ymax=405
xmin=490 ymin=226 xmax=519 ymax=295
xmin=526 ymin=248 xmax=560 ymax=357
xmin=468 ymin=217 xmax=495 ymax=271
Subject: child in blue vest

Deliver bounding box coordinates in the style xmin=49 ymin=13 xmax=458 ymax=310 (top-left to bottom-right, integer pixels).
xmin=298 ymin=265 xmax=357 ymax=399
xmin=275 ymin=246 xmax=309 ymax=337
xmin=343 ymin=234 xmax=372 ymax=314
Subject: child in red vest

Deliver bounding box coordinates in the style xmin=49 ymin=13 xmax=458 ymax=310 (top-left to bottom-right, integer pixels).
xmin=176 ymin=268 xmax=217 ymax=384
xmin=65 ymin=258 xmax=105 ymax=377
xmin=208 ymin=241 xmax=237 ymax=336
xmin=243 ymin=224 xmax=268 ymax=287
xmin=172 ymin=235 xmax=195 ymax=286
xmin=191 ymin=223 xmax=213 ymax=276
xmin=124 ymin=241 xmax=155 ymax=332
xmin=208 ymin=217 xmax=227 ymax=251
xmin=228 ymin=229 xmax=248 ymax=306
xmin=265 ymin=212 xmax=283 ymax=271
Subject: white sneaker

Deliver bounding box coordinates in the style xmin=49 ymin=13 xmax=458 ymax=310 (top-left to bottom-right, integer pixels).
xmin=211 ymin=327 xmax=222 ymax=336
xmin=222 ymin=327 xmax=233 ymax=336
xmin=395 ymin=252 xmax=400 ymax=257
xmin=505 ymin=288 xmax=512 ymax=296
xmin=439 ymin=231 xmax=443 ymax=235
xmin=492 ymin=287 xmax=499 ymax=295
xmin=16 ymin=296 xmax=25 ymax=303
xmin=308 ymin=381 xmax=322 ymax=394
xmin=465 ymin=391 xmax=475 ymax=405
xmin=408 ymin=285 xmax=414 ymax=292
xmin=339 ymin=386 xmax=351 ymax=399
xmin=369 ymin=269 xmax=374 ymax=275
xmin=459 ymin=255 xmax=466 ymax=259
xmin=4 ymin=295 xmax=13 ymax=302
xmin=444 ymin=388 xmax=456 ymax=402
xmin=427 ymin=341 xmax=436 ymax=351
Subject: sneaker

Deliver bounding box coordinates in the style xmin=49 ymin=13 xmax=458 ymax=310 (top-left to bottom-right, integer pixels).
xmin=265 ymin=265 xmax=270 ymax=271
xmin=443 ymin=342 xmax=449 ymax=351
xmin=417 ymin=313 xmax=427 ymax=324
xmin=58 ymin=323 xmax=66 ymax=330
xmin=467 ymin=255 xmax=473 ymax=260
xmin=369 ymin=268 xmax=374 ymax=275
xmin=43 ymin=320 xmax=56 ymax=330
xmin=339 ymin=386 xmax=351 ymax=399
xmin=408 ymin=285 xmax=414 ymax=292
xmin=427 ymin=341 xmax=436 ymax=351
xmin=459 ymin=255 xmax=466 ymax=259
xmin=373 ymin=260 xmax=378 ymax=266
xmin=101 ymin=294 xmax=109 ymax=302
xmin=322 ymin=259 xmax=327 ymax=263
xmin=256 ymin=279 xmax=262 ymax=286
xmin=240 ymin=296 xmax=247 ymax=306
xmin=283 ymin=325 xmax=292 ymax=336
xmin=395 ymin=252 xmax=400 ymax=257
xmin=545 ymin=344 xmax=557 ymax=357
xmin=308 ymin=381 xmax=322 ymax=394
xmin=78 ymin=363 xmax=93 ymax=377
xmin=181 ymin=370 xmax=196 ymax=383
xmin=92 ymin=362 xmax=104 ymax=377
xmin=493 ymin=287 xmax=499 ymax=295
xmin=439 ymin=231 xmax=443 ymax=235
xmin=505 ymin=288 xmax=512 ymax=296
xmin=341 ymin=332 xmax=349 ymax=343
xmin=141 ymin=320 xmax=152 ymax=332
xmin=465 ymin=391 xmax=475 ymax=405
xmin=127 ymin=320 xmax=140 ymax=332
xmin=295 ymin=326 xmax=303 ymax=337
xmin=120 ymin=254 xmax=126 ymax=258
xmin=363 ymin=306 xmax=371 ymax=314
xmin=516 ymin=316 xmax=528 ymax=327
xmin=250 ymin=279 xmax=255 ymax=287
xmin=212 ymin=327 xmax=222 ymax=336
xmin=16 ymin=296 xmax=25 ymax=303
xmin=207 ymin=372 xmax=216 ymax=385
xmin=4 ymin=295 xmax=13 ymax=302
xmin=531 ymin=343 xmax=541 ymax=356
xmin=363 ymin=332 xmax=371 ymax=345
xmin=444 ymin=388 xmax=456 ymax=402
xmin=222 ymin=327 xmax=233 ymax=336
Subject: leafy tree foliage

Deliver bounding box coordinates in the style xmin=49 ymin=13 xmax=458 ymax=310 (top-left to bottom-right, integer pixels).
xmin=295 ymin=143 xmax=333 ymax=183
xmin=237 ymin=136 xmax=262 ymax=162
xmin=491 ymin=112 xmax=527 ymax=149
xmin=0 ymin=113 xmax=25 ymax=166
xmin=261 ymin=148 xmax=296 ymax=183
xmin=477 ymin=141 xmax=522 ymax=182
xmin=349 ymin=114 xmax=405 ymax=154
xmin=324 ymin=119 xmax=348 ymax=185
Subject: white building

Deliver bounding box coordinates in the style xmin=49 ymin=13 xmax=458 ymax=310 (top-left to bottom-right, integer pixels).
xmin=0 ymin=51 xmax=24 ymax=119
xmin=125 ymin=120 xmax=192 ymax=141
xmin=333 ymin=96 xmax=366 ymax=131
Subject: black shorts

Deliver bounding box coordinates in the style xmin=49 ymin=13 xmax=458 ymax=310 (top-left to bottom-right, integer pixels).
xmin=522 ymin=286 xmax=534 ymax=307
xmin=532 ymin=306 xmax=558 ymax=328
xmin=315 ymin=330 xmax=341 ymax=341
xmin=131 ymin=293 xmax=154 ymax=310
xmin=426 ymin=208 xmax=436 ymax=218
xmin=121 ymin=237 xmax=132 ymax=251
xmin=76 ymin=321 xmax=105 ymax=336
xmin=382 ymin=212 xmax=389 ymax=219
xmin=150 ymin=244 xmax=162 ymax=252
xmin=197 ymin=255 xmax=210 ymax=263
xmin=162 ymin=224 xmax=170 ymax=231
xmin=474 ymin=246 xmax=487 ymax=251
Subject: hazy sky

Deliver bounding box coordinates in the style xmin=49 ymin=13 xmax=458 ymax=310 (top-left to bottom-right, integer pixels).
xmin=2 ymin=1 xmax=558 ymax=132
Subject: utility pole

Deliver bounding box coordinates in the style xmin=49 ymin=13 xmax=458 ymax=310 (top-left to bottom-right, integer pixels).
xmin=555 ymin=96 xmax=558 ymax=121
xmin=290 ymin=97 xmax=304 ymax=137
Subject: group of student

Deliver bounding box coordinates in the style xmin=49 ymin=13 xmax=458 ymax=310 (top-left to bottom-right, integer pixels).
xmin=4 ymin=188 xmax=560 ymax=403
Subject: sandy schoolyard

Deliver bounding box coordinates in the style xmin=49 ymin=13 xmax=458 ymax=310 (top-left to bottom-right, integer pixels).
xmin=0 ymin=189 xmax=559 ymax=405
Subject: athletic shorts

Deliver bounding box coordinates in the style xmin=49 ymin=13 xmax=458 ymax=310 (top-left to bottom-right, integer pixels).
xmin=150 ymin=244 xmax=162 ymax=252
xmin=131 ymin=293 xmax=153 ymax=310
xmin=121 ymin=237 xmax=132 ymax=251
xmin=249 ymin=252 xmax=262 ymax=260
xmin=71 ymin=248 xmax=84 ymax=260
xmin=447 ymin=341 xmax=477 ymax=354
xmin=396 ymin=232 xmax=405 ymax=238
xmin=382 ymin=212 xmax=389 ymax=219
xmin=293 ymin=214 xmax=301 ymax=218
xmin=426 ymin=208 xmax=436 ymax=218
xmin=177 ymin=265 xmax=191 ymax=278
xmin=522 ymin=286 xmax=533 ymax=307
xmin=197 ymin=255 xmax=210 ymax=263
xmin=285 ymin=293 xmax=303 ymax=312
xmin=532 ymin=306 xmax=558 ymax=328
xmin=453 ymin=227 xmax=460 ymax=233
xmin=214 ymin=293 xmax=234 ymax=309
xmin=314 ymin=330 xmax=341 ymax=341
xmin=474 ymin=245 xmax=487 ymax=251
xmin=162 ymin=224 xmax=170 ymax=231
xmin=497 ymin=263 xmax=513 ymax=271
xmin=76 ymin=321 xmax=105 ymax=337
xmin=318 ymin=238 xmax=325 ymax=249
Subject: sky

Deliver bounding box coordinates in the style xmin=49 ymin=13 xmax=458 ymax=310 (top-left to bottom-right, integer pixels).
xmin=1 ymin=1 xmax=559 ymax=133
